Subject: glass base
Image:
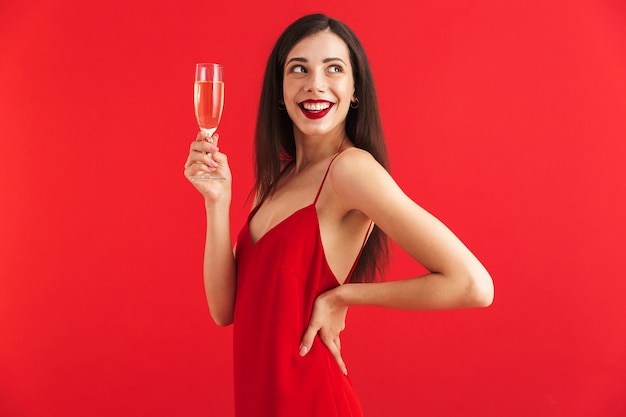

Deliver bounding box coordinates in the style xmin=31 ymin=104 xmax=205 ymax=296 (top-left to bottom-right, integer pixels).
xmin=189 ymin=173 xmax=226 ymax=181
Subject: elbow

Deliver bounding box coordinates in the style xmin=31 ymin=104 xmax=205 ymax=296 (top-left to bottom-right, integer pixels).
xmin=465 ymin=266 xmax=494 ymax=308
xmin=205 ymin=289 xmax=236 ymax=326
xmin=210 ymin=309 xmax=234 ymax=327
xmin=212 ymin=315 xmax=234 ymax=327
xmin=473 ymin=280 xmax=494 ymax=308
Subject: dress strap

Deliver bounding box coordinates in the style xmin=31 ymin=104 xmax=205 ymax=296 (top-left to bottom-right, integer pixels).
xmin=313 ymin=151 xmax=344 ymax=205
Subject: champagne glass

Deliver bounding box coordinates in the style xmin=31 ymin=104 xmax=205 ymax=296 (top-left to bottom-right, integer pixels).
xmin=192 ymin=63 xmax=225 ymax=180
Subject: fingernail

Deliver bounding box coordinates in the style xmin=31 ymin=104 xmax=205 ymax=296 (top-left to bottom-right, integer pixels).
xmin=343 ymin=368 xmax=348 ymax=376
xmin=299 ymin=346 xmax=308 ymax=356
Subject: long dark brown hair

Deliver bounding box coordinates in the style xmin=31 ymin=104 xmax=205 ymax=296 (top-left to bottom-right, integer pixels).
xmin=253 ymin=13 xmax=390 ymax=283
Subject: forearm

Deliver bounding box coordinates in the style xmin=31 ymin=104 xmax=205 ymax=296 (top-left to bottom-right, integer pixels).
xmin=336 ymin=269 xmax=493 ymax=311
xmin=203 ymin=200 xmax=237 ymax=326
xmin=301 ymin=270 xmax=491 ymax=373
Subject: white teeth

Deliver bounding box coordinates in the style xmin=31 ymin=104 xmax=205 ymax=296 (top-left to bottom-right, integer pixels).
xmin=302 ymin=102 xmax=331 ymax=111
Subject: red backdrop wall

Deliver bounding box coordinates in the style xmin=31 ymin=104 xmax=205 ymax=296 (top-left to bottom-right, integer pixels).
xmin=1 ymin=1 xmax=625 ymax=416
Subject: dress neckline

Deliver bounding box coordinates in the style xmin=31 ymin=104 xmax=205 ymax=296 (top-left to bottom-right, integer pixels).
xmin=247 ymin=150 xmax=344 ymax=246
xmin=247 ymin=203 xmax=315 ymax=246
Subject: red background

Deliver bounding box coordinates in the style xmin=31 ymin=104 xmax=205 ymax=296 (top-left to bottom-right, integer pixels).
xmin=1 ymin=1 xmax=625 ymax=416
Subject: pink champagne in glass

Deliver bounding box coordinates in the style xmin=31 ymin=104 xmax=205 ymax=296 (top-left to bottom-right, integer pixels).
xmin=195 ymin=80 xmax=224 ymax=134
xmin=192 ymin=63 xmax=224 ymax=180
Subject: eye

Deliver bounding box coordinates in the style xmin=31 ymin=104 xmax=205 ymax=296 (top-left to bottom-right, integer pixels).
xmin=290 ymin=65 xmax=307 ymax=73
xmin=328 ymin=65 xmax=343 ymax=73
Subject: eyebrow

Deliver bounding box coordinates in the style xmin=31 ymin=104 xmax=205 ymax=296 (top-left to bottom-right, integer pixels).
xmin=286 ymin=57 xmax=348 ymax=65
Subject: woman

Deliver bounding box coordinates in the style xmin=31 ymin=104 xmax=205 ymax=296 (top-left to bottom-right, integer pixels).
xmin=184 ymin=13 xmax=493 ymax=417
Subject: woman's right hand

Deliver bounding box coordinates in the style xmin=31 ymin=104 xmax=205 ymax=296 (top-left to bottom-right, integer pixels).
xmin=184 ymin=131 xmax=232 ymax=203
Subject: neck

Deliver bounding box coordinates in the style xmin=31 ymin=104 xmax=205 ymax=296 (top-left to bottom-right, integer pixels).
xmin=292 ymin=130 xmax=347 ymax=173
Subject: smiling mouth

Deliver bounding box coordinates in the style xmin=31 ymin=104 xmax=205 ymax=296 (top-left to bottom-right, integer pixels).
xmin=299 ymin=101 xmax=334 ymax=119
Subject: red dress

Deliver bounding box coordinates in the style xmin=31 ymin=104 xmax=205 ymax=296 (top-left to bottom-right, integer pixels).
xmin=233 ymin=154 xmax=367 ymax=417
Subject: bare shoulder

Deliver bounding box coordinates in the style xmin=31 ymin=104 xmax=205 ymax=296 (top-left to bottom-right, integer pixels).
xmin=333 ymin=147 xmax=380 ymax=171
xmin=329 ymin=147 xmax=388 ymax=187
xmin=327 ymin=147 xmax=400 ymax=211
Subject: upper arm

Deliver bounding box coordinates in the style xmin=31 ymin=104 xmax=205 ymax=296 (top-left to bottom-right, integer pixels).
xmin=330 ymin=149 xmax=483 ymax=277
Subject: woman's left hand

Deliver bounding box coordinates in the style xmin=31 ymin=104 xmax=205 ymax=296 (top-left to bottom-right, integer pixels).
xmin=299 ymin=288 xmax=349 ymax=375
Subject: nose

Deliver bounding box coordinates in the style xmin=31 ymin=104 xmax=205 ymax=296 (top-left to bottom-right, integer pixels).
xmin=304 ymin=68 xmax=326 ymax=93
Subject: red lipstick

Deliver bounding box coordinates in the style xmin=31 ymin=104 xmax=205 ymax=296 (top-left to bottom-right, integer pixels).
xmin=299 ymin=100 xmax=334 ymax=120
